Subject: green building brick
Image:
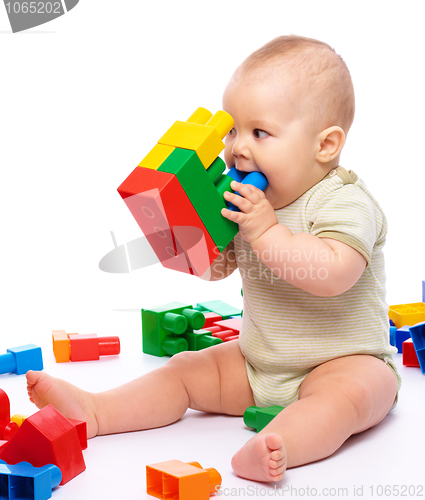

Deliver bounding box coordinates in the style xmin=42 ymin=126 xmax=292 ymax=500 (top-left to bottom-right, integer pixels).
xmin=142 ymin=302 xmax=197 ymax=357
xmin=158 ymin=148 xmax=237 ymax=250
xmin=142 ymin=302 xmax=223 ymax=357
xmin=243 ymin=405 xmax=285 ymax=432
xmin=196 ymin=300 xmax=241 ymax=320
xmin=181 ymin=329 xmax=223 ymax=351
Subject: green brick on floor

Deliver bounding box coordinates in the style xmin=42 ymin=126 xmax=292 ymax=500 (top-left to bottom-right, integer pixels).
xmin=181 ymin=330 xmax=223 ymax=351
xmin=243 ymin=405 xmax=285 ymax=432
xmin=142 ymin=302 xmax=193 ymax=357
xmin=195 ymin=300 xmax=241 ymax=320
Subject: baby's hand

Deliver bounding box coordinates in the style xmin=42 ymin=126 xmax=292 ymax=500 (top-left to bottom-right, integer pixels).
xmin=222 ymin=181 xmax=278 ymax=245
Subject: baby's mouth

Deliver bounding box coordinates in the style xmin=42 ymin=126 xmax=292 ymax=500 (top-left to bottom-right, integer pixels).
xmin=232 ymin=163 xmax=258 ymax=174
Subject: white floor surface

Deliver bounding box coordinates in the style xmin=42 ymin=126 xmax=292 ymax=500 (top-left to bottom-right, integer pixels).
xmin=1 ymin=323 xmax=423 ymax=500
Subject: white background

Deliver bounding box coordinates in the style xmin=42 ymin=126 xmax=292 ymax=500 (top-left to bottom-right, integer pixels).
xmin=1 ymin=1 xmax=424 ymax=499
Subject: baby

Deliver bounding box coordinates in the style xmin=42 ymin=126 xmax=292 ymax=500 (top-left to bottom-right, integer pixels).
xmin=26 ymin=35 xmax=400 ymax=483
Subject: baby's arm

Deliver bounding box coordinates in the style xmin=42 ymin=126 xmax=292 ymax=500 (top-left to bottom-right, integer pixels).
xmin=199 ymin=244 xmax=238 ymax=281
xmin=222 ymin=181 xmax=366 ymax=296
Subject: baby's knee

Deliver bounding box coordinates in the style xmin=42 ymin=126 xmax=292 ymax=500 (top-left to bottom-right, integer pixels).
xmin=165 ymin=350 xmax=190 ymax=370
xmin=336 ymin=371 xmax=396 ymax=431
xmin=165 ymin=349 xmax=206 ymax=373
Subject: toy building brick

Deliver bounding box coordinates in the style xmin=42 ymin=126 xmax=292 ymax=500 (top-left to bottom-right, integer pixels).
xmin=0 ymin=405 xmax=86 ymax=485
xmin=388 ymin=303 xmax=425 ymax=329
xmin=146 ymin=460 xmax=221 ymax=500
xmin=142 ymin=301 xmax=242 ymax=357
xmin=243 ymin=405 xmax=285 ymax=432
xmin=117 ymin=107 xmax=267 ymax=277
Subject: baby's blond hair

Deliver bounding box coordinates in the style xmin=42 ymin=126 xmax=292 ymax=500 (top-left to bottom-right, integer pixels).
xmin=237 ymin=35 xmax=355 ymax=134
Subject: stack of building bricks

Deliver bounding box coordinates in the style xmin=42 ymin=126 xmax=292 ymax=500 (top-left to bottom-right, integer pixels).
xmin=52 ymin=331 xmax=120 ymax=363
xmin=0 ymin=388 xmax=88 ymax=498
xmin=389 ymin=282 xmax=425 ymax=374
xmin=117 ymin=107 xmax=266 ymax=277
xmin=142 ymin=300 xmax=242 ymax=357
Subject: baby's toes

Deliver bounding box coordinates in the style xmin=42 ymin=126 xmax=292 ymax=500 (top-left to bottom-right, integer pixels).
xmin=270 ymin=456 xmax=285 ymax=469
xmin=271 ymin=470 xmax=285 ymax=481
xmin=269 ymin=449 xmax=286 ymax=478
xmin=270 ymin=449 xmax=284 ymax=461
xmin=270 ymin=461 xmax=286 ymax=480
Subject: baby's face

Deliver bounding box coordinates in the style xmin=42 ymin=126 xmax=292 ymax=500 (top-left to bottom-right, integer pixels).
xmin=222 ymin=74 xmax=323 ymax=209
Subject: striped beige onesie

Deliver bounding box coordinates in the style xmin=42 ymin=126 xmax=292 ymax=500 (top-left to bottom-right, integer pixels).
xmin=230 ymin=166 xmax=401 ymax=408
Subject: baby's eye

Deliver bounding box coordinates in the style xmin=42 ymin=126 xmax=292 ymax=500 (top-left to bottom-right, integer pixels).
xmin=253 ymin=129 xmax=269 ymax=139
xmin=228 ymin=127 xmax=236 ymax=136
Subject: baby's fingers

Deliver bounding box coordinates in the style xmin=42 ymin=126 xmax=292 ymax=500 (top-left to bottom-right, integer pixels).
xmin=231 ymin=181 xmax=264 ymax=204
xmin=223 ymin=190 xmax=254 ymax=213
xmin=221 ymin=206 xmax=246 ymax=223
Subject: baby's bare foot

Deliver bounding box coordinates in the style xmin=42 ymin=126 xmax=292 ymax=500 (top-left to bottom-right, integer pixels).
xmin=231 ymin=433 xmax=286 ymax=482
xmin=26 ymin=370 xmax=99 ymax=438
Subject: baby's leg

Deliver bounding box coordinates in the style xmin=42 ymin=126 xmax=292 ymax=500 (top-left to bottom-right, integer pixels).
xmin=232 ymin=355 xmax=398 ymax=480
xmin=27 ymin=340 xmax=255 ymax=439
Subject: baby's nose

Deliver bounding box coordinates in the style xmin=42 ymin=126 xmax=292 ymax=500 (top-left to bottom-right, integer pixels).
xmin=231 ymin=140 xmax=247 ymax=158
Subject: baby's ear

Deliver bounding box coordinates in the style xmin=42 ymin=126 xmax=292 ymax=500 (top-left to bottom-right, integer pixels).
xmin=316 ymin=126 xmax=345 ymax=163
